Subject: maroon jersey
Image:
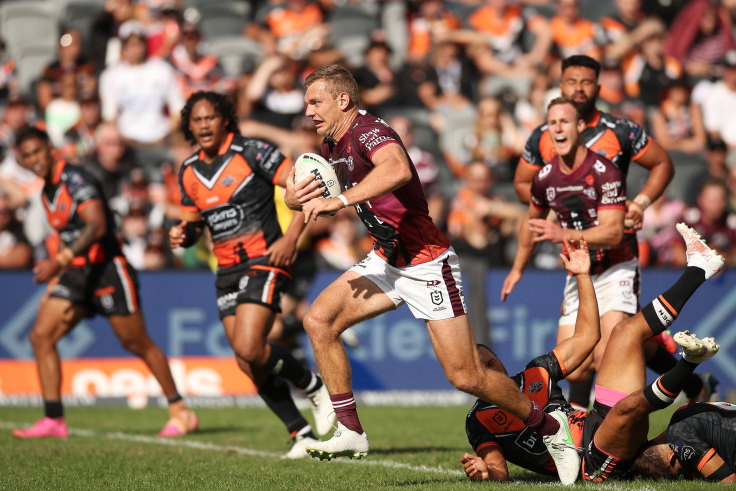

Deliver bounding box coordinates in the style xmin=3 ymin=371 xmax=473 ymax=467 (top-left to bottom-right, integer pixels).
xmin=320 ymin=110 xmax=450 ymax=267
xmin=530 ymin=150 xmax=634 ymax=273
xmin=179 ymin=133 xmax=291 ymax=270
xmin=41 ymin=159 xmax=122 ymax=266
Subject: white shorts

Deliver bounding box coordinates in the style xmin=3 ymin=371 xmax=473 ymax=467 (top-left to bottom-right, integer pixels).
xmin=349 ymin=248 xmax=467 ymax=321
xmin=559 ymin=258 xmax=640 ymax=326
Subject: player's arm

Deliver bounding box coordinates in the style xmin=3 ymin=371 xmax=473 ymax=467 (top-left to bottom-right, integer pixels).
xmin=699 ymin=451 xmax=736 ymax=482
xmin=169 ymin=209 xmax=204 ymax=249
xmin=501 ymin=204 xmax=547 ymax=301
xmin=299 ymin=142 xmax=413 ymax=222
xmin=267 ymin=163 xmax=308 ymax=267
xmin=529 ymin=207 xmax=624 ymax=249
xmin=627 ymin=139 xmax=674 ymax=228
xmin=554 ymin=237 xmax=600 ymax=374
xmin=461 ymin=446 xmax=510 ymax=482
xmin=513 ymin=162 xmax=537 ymax=204
xmin=33 ymin=199 xmax=107 ymax=283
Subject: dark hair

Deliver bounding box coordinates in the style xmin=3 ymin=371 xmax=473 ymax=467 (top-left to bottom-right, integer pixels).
xmin=305 ymin=64 xmax=360 ymax=110
xmin=15 ymin=127 xmax=51 ymax=147
xmin=562 ymin=55 xmax=601 ymax=79
xmin=179 ymin=91 xmax=239 ymax=145
xmin=547 ymin=96 xmax=583 ymax=120
xmin=632 ymin=443 xmax=678 ymax=481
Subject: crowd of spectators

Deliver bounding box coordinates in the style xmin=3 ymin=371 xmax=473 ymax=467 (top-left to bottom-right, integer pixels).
xmin=1 ymin=0 xmax=736 ymax=275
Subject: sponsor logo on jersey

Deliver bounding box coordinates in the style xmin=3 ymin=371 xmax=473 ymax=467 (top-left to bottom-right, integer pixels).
xmin=426 ymin=280 xmax=441 ymax=287
xmin=206 ymin=206 xmax=246 ymax=239
xmin=528 ymin=381 xmax=543 ymax=394
xmin=217 ymin=292 xmax=238 ymax=310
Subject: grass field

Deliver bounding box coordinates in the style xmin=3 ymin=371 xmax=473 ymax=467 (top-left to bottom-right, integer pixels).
xmin=0 ymin=402 xmax=723 ymax=490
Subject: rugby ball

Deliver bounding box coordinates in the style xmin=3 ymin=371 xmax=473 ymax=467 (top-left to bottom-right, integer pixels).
xmin=294 ymin=152 xmax=342 ymax=200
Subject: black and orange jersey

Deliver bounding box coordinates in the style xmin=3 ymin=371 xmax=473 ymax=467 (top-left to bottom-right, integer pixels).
xmin=41 ymin=159 xmax=122 ymax=266
xmin=666 ymin=402 xmax=736 ymax=474
xmin=179 ymin=132 xmax=291 ymax=270
xmin=520 ymin=109 xmax=651 ymax=179
xmin=465 ymin=350 xmax=586 ymax=476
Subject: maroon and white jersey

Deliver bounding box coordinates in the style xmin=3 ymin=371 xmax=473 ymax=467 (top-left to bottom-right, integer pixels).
xmin=530 ymin=150 xmax=635 ymax=273
xmin=320 ymin=110 xmax=450 ymax=267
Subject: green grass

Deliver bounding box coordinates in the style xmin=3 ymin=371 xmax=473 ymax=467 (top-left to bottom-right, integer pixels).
xmin=0 ymin=404 xmax=723 ymax=490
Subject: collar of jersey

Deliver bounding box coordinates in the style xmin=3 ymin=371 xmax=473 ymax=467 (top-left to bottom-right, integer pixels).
xmin=198 ymin=132 xmax=234 ymax=161
xmin=51 ymin=159 xmax=67 ymax=185
xmin=586 ymin=109 xmax=600 ymax=128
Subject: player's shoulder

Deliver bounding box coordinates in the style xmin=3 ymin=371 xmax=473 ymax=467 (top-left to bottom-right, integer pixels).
xmin=525 ymin=351 xmax=558 ymax=373
xmin=527 ymin=122 xmax=549 ymax=142
xmin=61 ymin=160 xmax=97 ymax=185
xmin=597 ymin=110 xmax=643 ymax=135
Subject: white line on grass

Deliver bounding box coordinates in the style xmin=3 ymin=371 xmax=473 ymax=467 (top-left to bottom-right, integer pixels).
xmin=2 ymin=421 xmax=464 ymax=477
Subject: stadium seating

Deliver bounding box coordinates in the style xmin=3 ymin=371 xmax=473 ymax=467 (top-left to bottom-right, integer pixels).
xmin=0 ymin=1 xmax=60 ymax=57
xmin=192 ymin=3 xmax=251 ymax=42
xmin=206 ymin=36 xmax=263 ymax=78
xmin=14 ymin=43 xmax=57 ymax=99
xmin=327 ymin=4 xmax=380 ymax=68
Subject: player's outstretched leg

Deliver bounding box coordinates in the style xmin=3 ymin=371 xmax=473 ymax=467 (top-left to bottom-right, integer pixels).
xmin=541 ymin=410 xmax=580 ymax=485
xmin=643 ymin=331 xmax=719 ymax=410
xmin=305 ymin=421 xmax=369 ymax=461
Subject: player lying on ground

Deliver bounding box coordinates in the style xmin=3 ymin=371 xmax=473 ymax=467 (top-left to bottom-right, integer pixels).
xmin=461 ymin=237 xmax=597 ymax=481
xmin=634 ymin=400 xmax=736 ymax=482
xmin=579 ymin=223 xmax=724 ymax=482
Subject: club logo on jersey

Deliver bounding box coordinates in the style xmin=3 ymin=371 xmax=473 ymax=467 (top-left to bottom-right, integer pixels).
xmin=546 ymin=187 xmax=555 ymax=202
xmin=528 ymin=382 xmax=543 ymax=394
xmin=583 ymin=187 xmax=596 ymax=200
xmin=430 ymin=291 xmax=443 ymax=305
xmin=594 ymin=160 xmax=607 ymax=174
xmin=221 ymin=176 xmax=235 ymax=186
xmin=538 ymin=164 xmax=552 ymax=179
xmin=426 ymin=280 xmax=441 ymax=287
xmin=238 ymin=275 xmax=249 ymax=291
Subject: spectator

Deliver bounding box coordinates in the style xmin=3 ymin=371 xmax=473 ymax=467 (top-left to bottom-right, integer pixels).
xmin=245 ymin=54 xmax=305 ymax=129
xmin=622 ymin=24 xmax=683 ymax=109
xmin=665 ymin=0 xmax=735 ymax=80
xmin=685 ymin=137 xmax=728 ymax=206
xmin=98 ymin=20 xmax=184 ymax=150
xmin=406 ymin=0 xmax=461 ymax=64
xmin=600 ymin=0 xmax=665 ymax=65
xmin=44 ymin=73 xmax=81 ymax=147
xmin=548 ymin=0 xmax=604 ymax=60
xmin=650 ymin=78 xmax=707 ymax=155
xmin=82 ymin=122 xmax=140 ymax=214
xmin=60 ymin=93 xmax=103 ymax=163
xmin=675 ymin=178 xmax=736 ymax=266
xmin=447 ymin=160 xmax=524 ymax=345
xmin=420 ymin=40 xmax=476 ymax=112
xmin=460 ymin=0 xmax=552 ymax=83
xmin=249 ymin=0 xmax=329 ymax=60
xmin=389 ymin=115 xmax=445 ymax=225
xmin=0 ymin=97 xmax=34 ymax=160
xmin=90 ymin=0 xmax=136 ymax=70
xmin=446 ymin=97 xmax=524 ymax=181
xmin=701 ymin=49 xmax=736 ymax=148
xmin=0 ymin=38 xmax=19 ymax=110
xmin=638 ymin=192 xmax=686 ymax=267
xmin=36 ymin=30 xmax=97 ymax=113
xmin=0 ymin=194 xmax=32 ymax=269
xmin=353 ymin=39 xmax=401 ymax=115
xmin=169 ymin=22 xmax=235 ymax=98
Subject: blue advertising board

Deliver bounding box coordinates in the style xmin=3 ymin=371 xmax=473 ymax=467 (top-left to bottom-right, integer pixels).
xmin=0 ymin=269 xmax=734 ymax=395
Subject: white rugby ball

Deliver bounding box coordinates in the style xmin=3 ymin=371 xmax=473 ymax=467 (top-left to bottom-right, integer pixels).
xmin=294 ymin=152 xmax=342 ymax=200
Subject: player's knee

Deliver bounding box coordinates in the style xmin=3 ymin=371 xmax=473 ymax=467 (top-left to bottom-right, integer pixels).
xmin=612 ymin=394 xmax=648 ymax=419
xmin=303 ymin=309 xmax=339 ymax=342
xmin=28 ymin=328 xmax=53 ymax=351
xmin=445 ymin=367 xmax=480 ymax=395
xmin=234 ymin=341 xmax=266 ymax=365
xmin=119 ymin=335 xmax=150 ymax=355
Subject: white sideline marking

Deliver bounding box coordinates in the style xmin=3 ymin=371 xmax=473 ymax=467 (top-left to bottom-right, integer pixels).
xmin=1 ymin=421 xmax=463 ymax=477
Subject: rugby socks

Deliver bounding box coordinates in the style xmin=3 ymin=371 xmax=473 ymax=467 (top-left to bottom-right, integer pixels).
xmin=642 ymin=267 xmax=705 ymax=335
xmin=567 ymin=380 xmax=593 ymax=411
xmin=44 ymin=400 xmax=63 ymax=419
xmin=643 ymin=358 xmax=698 ymax=410
xmin=330 ymin=392 xmax=364 ymax=434
xmin=263 ymin=342 xmax=317 ymax=391
xmin=258 ymin=374 xmax=310 ymax=434
xmin=523 ymin=401 xmax=560 ymax=437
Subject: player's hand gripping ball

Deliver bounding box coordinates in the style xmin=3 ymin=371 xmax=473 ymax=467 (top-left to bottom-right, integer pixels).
xmin=294 ymin=152 xmax=341 ymax=216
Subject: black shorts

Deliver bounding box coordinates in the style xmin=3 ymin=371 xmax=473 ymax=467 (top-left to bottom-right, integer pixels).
xmin=581 ymin=401 xmax=634 ymax=481
xmin=215 ymin=262 xmax=291 ymax=318
xmin=50 ymin=256 xmax=140 ymax=317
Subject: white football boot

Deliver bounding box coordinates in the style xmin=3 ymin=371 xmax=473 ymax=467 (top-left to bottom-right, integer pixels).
xmin=542 ymin=410 xmax=580 ymax=486
xmin=305 ymin=422 xmax=369 ymax=460
xmin=676 ymin=223 xmax=725 ymax=280
xmin=674 ymin=330 xmax=720 ymax=364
